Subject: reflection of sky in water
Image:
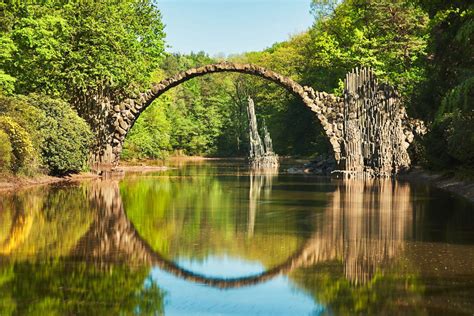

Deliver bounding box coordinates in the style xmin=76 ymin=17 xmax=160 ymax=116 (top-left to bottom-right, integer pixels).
xmin=149 ymin=255 xmax=324 ymax=315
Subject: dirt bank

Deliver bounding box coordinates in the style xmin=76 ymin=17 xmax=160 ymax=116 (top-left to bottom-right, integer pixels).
xmin=0 ymin=173 xmax=100 ymax=193
xmin=0 ymin=164 xmax=171 ymax=192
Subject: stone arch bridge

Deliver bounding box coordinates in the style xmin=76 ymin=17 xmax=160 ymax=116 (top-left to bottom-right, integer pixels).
xmin=93 ymin=62 xmax=424 ymax=177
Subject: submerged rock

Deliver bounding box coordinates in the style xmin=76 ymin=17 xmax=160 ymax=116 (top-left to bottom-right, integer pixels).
xmin=286 ymin=155 xmax=336 ymax=175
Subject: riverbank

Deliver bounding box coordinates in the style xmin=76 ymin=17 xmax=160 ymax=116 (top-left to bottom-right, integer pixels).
xmin=284 ymin=158 xmax=474 ymax=203
xmin=0 ymin=163 xmax=171 ymax=192
xmin=0 ymin=173 xmax=100 ymax=193
xmin=116 ymin=165 xmax=169 ymax=173
xmin=400 ymin=168 xmax=474 ymax=203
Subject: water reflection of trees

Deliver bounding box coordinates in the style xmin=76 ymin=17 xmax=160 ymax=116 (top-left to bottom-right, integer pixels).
xmin=0 ymin=178 xmax=416 ymax=286
xmin=116 ymin=176 xmax=417 ymax=289
xmin=0 ymin=261 xmax=164 ymax=315
xmin=0 ymin=174 xmax=472 ymax=314
xmin=121 ymin=169 xmax=305 ymax=267
xmin=0 ymin=184 xmax=165 ymax=315
xmin=0 ymin=185 xmax=94 ymax=258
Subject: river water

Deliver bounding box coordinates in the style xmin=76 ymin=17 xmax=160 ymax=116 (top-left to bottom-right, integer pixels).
xmin=0 ymin=160 xmax=473 ymax=315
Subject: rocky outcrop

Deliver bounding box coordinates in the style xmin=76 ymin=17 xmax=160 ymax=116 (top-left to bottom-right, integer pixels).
xmin=336 ymin=68 xmax=426 ymax=178
xmin=247 ymin=96 xmax=279 ymax=168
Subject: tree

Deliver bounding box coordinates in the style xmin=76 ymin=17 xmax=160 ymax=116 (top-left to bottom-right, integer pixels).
xmin=1 ymin=1 xmax=167 ymax=163
xmin=415 ymin=1 xmax=474 ymax=170
xmin=1 ymin=0 xmax=166 ymax=103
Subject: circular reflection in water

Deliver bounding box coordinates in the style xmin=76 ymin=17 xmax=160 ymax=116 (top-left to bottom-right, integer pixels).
xmin=0 ymin=160 xmax=473 ymax=315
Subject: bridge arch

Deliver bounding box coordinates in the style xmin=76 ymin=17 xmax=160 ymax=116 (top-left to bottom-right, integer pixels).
xmin=126 ymin=219 xmax=317 ymax=289
xmin=101 ymin=62 xmax=344 ymax=165
xmin=72 ymin=180 xmax=321 ymax=289
xmin=76 ymin=205 xmax=320 ymax=289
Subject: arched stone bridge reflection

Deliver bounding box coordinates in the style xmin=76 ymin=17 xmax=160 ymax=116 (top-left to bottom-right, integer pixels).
xmin=71 ymin=177 xmax=413 ymax=288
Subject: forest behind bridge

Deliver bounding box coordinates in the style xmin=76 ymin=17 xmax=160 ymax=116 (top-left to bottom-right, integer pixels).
xmin=0 ymin=0 xmax=472 ymax=176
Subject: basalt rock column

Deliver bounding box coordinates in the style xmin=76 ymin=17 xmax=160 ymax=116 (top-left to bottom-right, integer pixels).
xmin=338 ymin=68 xmax=421 ymax=178
xmin=246 ymin=97 xmax=279 ymax=168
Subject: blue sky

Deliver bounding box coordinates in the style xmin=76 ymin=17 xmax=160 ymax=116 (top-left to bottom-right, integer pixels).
xmin=157 ymin=0 xmax=314 ymax=56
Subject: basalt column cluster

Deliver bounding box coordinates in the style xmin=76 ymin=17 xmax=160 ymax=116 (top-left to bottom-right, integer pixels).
xmin=337 ymin=68 xmax=424 ymax=178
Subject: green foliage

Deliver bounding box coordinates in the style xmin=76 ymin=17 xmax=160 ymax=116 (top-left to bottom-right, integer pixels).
xmin=311 ymin=0 xmax=339 ymax=19
xmin=0 ymin=71 xmax=15 ymax=95
xmin=0 ymin=0 xmax=166 ymax=174
xmin=1 ymin=0 xmax=166 ymax=106
xmin=413 ymin=2 xmax=474 ymax=170
xmin=0 ymin=94 xmax=45 ymax=136
xmin=27 ymin=95 xmax=92 ymax=175
xmin=0 ymin=116 xmax=35 ymax=174
xmin=0 ymin=94 xmax=92 ymax=175
xmin=0 ymin=130 xmax=12 ymax=173
xmin=424 ymin=112 xmax=474 ymax=168
xmin=445 ymin=113 xmax=474 ymax=165
xmin=163 ymin=54 xmax=231 ymax=156
xmin=123 ymin=53 xmax=236 ymax=159
xmin=438 ymin=77 xmax=474 ymax=116
xmin=414 ymin=2 xmax=473 ymax=120
xmin=304 ymin=0 xmax=429 ymax=98
xmin=122 ymin=97 xmax=172 ymax=160
xmin=0 ymin=33 xmax=17 ymax=95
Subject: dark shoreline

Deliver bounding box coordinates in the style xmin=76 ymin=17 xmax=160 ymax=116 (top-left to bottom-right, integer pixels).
xmin=398 ymin=168 xmax=474 ymax=203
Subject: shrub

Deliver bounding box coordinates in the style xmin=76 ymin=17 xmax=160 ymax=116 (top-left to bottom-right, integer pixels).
xmin=0 ymin=130 xmax=12 ymax=173
xmin=0 ymin=116 xmax=36 ymax=174
xmin=446 ymin=112 xmax=474 ymax=165
xmin=424 ymin=112 xmax=474 ymax=169
xmin=438 ymin=77 xmax=474 ymax=115
xmin=0 ymin=95 xmax=45 ymax=132
xmin=122 ymin=103 xmax=171 ymax=160
xmin=27 ymin=95 xmax=93 ymax=175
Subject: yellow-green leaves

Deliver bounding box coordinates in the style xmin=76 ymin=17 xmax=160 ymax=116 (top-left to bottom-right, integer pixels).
xmin=0 ymin=116 xmax=35 ymax=173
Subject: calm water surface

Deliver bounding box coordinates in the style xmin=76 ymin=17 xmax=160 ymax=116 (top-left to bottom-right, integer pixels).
xmin=0 ymin=160 xmax=473 ymax=315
